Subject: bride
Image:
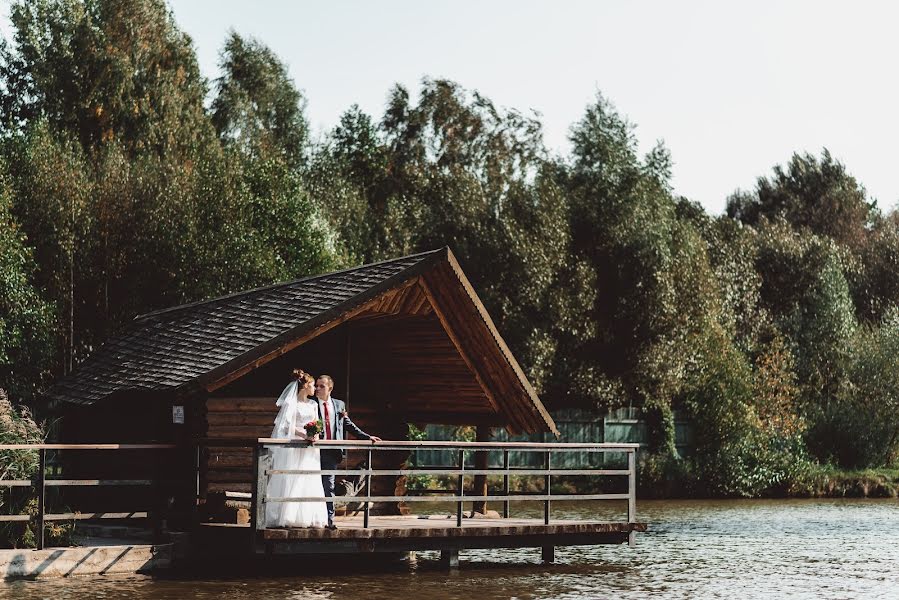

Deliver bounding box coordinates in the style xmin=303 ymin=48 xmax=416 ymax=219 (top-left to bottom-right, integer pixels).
xmin=264 ymin=369 xmax=328 ymax=528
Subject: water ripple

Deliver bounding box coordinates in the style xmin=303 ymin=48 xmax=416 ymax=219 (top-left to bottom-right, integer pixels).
xmin=3 ymin=498 xmax=898 ymax=599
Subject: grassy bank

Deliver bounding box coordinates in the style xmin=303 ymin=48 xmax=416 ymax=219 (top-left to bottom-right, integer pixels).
xmin=783 ymin=466 xmax=899 ymax=499
xmin=637 ymin=460 xmax=899 ymax=500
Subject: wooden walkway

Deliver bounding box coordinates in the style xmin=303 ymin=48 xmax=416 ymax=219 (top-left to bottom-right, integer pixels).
xmin=246 ymin=515 xmax=647 ymax=557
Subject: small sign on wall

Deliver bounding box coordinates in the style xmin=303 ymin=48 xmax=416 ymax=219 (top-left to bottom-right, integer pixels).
xmin=172 ymin=405 xmax=185 ymax=424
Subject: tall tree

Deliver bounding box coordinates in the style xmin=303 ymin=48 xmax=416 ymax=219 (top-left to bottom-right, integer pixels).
xmin=0 ymin=0 xmax=212 ymax=156
xmin=1 ymin=2 xmax=339 ymax=386
xmin=4 ymin=123 xmax=92 ymax=373
xmin=559 ymin=94 xmax=679 ymax=407
xmin=0 ymin=160 xmax=54 ymax=403
xmin=211 ymin=32 xmax=309 ymax=169
xmin=726 ymin=150 xmax=877 ymax=249
xmin=855 ymin=211 xmax=899 ymax=322
xmin=831 ymin=312 xmax=899 ymax=467
xmin=313 ymin=79 xmax=567 ymax=392
xmin=308 ymin=105 xmax=392 ymax=263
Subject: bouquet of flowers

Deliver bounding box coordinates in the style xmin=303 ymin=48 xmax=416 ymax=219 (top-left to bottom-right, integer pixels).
xmin=304 ymin=419 xmax=324 ymax=439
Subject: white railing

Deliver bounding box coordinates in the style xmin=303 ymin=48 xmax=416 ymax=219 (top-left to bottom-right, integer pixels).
xmin=252 ymin=439 xmax=638 ymax=543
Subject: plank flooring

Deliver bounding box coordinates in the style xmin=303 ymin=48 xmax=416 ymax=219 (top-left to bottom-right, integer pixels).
xmin=194 ymin=515 xmax=646 ymax=557
xmin=260 ymin=515 xmax=646 ymax=540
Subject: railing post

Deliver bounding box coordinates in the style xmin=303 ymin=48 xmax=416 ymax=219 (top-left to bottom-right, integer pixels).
xmin=150 ymin=448 xmax=163 ymax=544
xmin=188 ymin=443 xmax=201 ymax=530
xmin=627 ymin=448 xmax=636 ymax=523
xmin=502 ymin=449 xmax=510 ymax=519
xmin=250 ymin=442 xmax=265 ymax=543
xmin=36 ymin=447 xmax=46 ymax=550
xmin=456 ymin=449 xmax=464 ymax=527
xmin=472 ymin=427 xmax=491 ymax=515
xmin=364 ymin=447 xmax=372 ymax=528
xmin=627 ymin=447 xmax=636 ymax=547
xmin=544 ymin=450 xmax=551 ymax=525
xmin=251 ymin=443 xmax=272 ymax=547
xmin=195 ymin=444 xmax=201 ymax=509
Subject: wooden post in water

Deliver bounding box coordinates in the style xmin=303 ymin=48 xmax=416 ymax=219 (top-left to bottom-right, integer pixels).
xmin=471 ymin=426 xmax=491 ymax=515
xmin=441 ymin=547 xmax=460 ymax=569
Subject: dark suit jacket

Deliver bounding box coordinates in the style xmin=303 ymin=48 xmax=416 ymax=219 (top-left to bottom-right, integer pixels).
xmin=317 ymin=397 xmax=371 ymax=460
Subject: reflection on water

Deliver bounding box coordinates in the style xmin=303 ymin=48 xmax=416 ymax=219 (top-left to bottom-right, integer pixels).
xmin=4 ymin=499 xmax=899 ymax=599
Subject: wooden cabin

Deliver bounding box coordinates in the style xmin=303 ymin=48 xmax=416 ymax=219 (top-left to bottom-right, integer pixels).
xmin=45 ymin=248 xmax=558 ymax=520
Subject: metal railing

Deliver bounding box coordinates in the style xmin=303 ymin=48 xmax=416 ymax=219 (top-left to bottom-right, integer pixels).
xmin=252 ymin=439 xmax=638 ymax=541
xmin=0 ymin=444 xmax=177 ymax=549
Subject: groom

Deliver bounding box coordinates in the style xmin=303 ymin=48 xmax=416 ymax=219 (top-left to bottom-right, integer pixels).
xmin=314 ymin=375 xmax=381 ymax=529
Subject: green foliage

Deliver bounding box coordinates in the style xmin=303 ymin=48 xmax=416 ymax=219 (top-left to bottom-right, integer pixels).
xmin=557 ymin=93 xmax=682 ymax=413
xmin=1 ymin=0 xmax=213 ymax=156
xmin=816 ymin=311 xmax=899 ymax=468
xmin=637 ymin=451 xmax=697 ymax=498
xmin=727 ymin=150 xmax=876 ymax=249
xmin=0 ymin=2 xmax=340 ymax=387
xmin=693 ymin=212 xmax=766 ymax=353
xmin=0 ymin=389 xmax=43 ymax=477
xmin=0 ymin=388 xmax=73 ymax=548
xmin=787 ymin=464 xmax=899 ymax=498
xmin=752 ymin=335 xmax=803 ymax=439
xmin=855 ymin=212 xmax=899 ymax=322
xmin=681 ymin=331 xmax=811 ymax=497
xmin=797 ymin=249 xmax=857 ymax=398
xmin=0 ymin=166 xmax=54 ymax=402
xmin=404 ymin=424 xmax=432 ymax=491
xmin=313 ymin=79 xmax=567 ymax=393
xmin=212 ymin=32 xmax=309 ymax=169
xmin=4 ymin=122 xmax=92 ymax=371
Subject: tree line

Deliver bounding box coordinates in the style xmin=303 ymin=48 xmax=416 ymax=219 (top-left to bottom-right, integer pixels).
xmin=2 ymin=0 xmax=898 ymax=496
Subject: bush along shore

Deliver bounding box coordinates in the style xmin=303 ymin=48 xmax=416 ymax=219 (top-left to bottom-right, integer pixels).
xmin=637 ymin=454 xmax=899 ymax=500
xmin=780 ymin=466 xmax=899 ymax=499
xmin=0 ymin=388 xmax=74 ymax=549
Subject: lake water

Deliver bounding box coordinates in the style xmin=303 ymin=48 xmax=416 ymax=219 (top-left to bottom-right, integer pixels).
xmin=5 ymin=498 xmax=899 ymax=599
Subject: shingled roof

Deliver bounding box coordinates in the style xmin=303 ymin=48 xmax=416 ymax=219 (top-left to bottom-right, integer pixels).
xmin=46 ymin=249 xmax=442 ymax=407
xmin=45 ymin=248 xmax=556 ymax=434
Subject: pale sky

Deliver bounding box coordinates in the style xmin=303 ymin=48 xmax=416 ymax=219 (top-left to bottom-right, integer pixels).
xmin=4 ymin=1 xmax=899 ymax=214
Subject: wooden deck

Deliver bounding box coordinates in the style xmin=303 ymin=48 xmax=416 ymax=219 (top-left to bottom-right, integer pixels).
xmin=242 ymin=440 xmax=646 ymax=561
xmin=263 ymin=515 xmax=646 ymax=540
xmin=0 ymin=441 xmax=647 ymax=568
xmin=249 ymin=515 xmax=646 ymax=555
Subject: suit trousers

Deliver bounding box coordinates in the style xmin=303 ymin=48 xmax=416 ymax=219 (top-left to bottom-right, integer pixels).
xmin=320 ymin=449 xmax=342 ymax=525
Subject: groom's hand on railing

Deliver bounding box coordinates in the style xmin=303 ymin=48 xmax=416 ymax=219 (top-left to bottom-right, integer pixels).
xmin=369 ymin=436 xmax=382 ymax=443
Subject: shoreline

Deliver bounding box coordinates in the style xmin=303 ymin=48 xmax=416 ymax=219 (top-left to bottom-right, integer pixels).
xmin=638 ymin=467 xmax=899 ymax=500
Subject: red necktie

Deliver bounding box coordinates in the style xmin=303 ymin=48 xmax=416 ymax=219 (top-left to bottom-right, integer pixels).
xmin=323 ymin=400 xmax=332 ymax=439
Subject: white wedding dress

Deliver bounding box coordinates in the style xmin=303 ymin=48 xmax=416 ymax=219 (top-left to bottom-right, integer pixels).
xmin=264 ymin=383 xmax=328 ymax=528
